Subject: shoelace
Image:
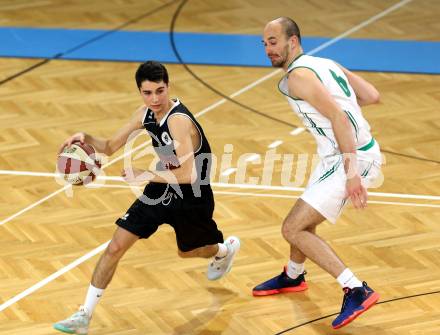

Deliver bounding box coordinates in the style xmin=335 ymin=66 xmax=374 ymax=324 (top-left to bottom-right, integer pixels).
xmin=339 ymin=287 xmax=352 ymax=313
xmin=361 ymin=281 xmax=370 ymax=295
xmin=210 ymin=255 xmax=226 ymax=269
xmin=339 ymin=283 xmax=371 ymax=313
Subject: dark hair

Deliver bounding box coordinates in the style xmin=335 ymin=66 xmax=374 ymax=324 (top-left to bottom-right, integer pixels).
xmin=135 ymin=60 xmax=169 ymax=88
xmin=278 ymin=17 xmax=301 ymax=44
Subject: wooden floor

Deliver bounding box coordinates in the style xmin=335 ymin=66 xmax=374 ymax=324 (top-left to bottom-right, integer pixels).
xmin=0 ymin=0 xmax=439 ymax=334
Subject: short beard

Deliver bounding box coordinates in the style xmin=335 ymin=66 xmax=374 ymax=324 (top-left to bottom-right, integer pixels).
xmin=271 ymin=58 xmax=285 ymax=68
xmin=270 ymin=44 xmax=289 ymax=68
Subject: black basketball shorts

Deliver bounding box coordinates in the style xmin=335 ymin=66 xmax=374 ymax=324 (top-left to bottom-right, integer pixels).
xmin=115 ymin=183 xmax=223 ymax=252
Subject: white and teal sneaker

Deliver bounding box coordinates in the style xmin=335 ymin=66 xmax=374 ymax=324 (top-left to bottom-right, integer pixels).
xmin=53 ymin=306 xmax=90 ymax=335
xmin=207 ymin=236 xmax=240 ymax=280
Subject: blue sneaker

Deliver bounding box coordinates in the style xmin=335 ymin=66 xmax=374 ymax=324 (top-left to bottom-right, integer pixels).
xmin=252 ymin=268 xmax=308 ymax=296
xmin=332 ymin=282 xmax=379 ymax=329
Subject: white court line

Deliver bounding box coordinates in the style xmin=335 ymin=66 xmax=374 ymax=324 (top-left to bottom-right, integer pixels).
xmin=268 ymin=140 xmax=283 ymax=149
xmin=113 ymin=182 xmax=440 ymax=203
xmin=245 ymin=154 xmax=260 ymax=162
xmin=290 ymin=127 xmax=305 ymax=136
xmin=2 ymin=177 xmax=436 ymax=214
xmin=0 ymin=242 xmax=110 ymax=312
xmin=0 ymin=185 xmax=71 ymax=226
xmin=215 ymin=181 xmax=305 ymax=192
xmin=220 ymin=168 xmax=237 ymax=176
xmin=366 ymin=200 xmax=440 ymax=208
xmin=214 ymin=191 xmax=440 ymax=208
xmin=212 ymin=182 xmax=440 ymax=201
xmin=0 ymin=0 xmax=415 ymax=311
xmin=0 ymin=170 xmax=123 ymax=181
xmin=1 ymin=169 xmax=439 ymax=201
xmin=85 ymin=184 xmax=440 ymax=208
xmin=0 ymin=170 xmax=57 ymax=177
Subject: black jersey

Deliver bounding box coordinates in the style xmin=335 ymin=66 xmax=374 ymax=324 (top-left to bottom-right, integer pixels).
xmin=142 ymin=99 xmax=212 ymax=199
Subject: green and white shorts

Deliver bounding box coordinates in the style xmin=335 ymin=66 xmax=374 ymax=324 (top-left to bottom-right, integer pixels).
xmin=300 ymin=139 xmax=382 ymax=224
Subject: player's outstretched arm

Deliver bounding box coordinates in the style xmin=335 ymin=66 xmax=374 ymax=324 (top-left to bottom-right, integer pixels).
xmin=337 ymin=64 xmax=380 ymax=106
xmin=58 ymin=106 xmax=145 ymax=156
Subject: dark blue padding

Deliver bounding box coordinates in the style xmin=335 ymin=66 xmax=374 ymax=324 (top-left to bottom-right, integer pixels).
xmin=0 ymin=27 xmax=439 ymax=74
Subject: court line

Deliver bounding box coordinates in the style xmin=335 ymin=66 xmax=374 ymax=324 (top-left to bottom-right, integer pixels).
xmin=0 ymin=242 xmax=110 ymax=312
xmin=212 ymin=182 xmax=440 ymax=201
xmin=268 ymin=140 xmax=283 ymax=149
xmin=213 ymin=191 xmax=440 ymax=208
xmin=0 ymin=185 xmax=71 ymax=226
xmin=220 ymin=168 xmax=237 ymax=176
xmin=0 ymin=170 xmax=123 ymax=181
xmin=84 ymin=184 xmax=440 ymax=208
xmin=290 ymin=128 xmax=305 ymax=136
xmin=0 ymin=0 xmax=414 ymax=311
xmin=1 ymin=169 xmax=439 ymax=201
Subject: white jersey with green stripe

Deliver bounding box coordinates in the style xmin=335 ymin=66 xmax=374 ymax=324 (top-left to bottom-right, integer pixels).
xmin=278 ymin=54 xmax=373 ymax=158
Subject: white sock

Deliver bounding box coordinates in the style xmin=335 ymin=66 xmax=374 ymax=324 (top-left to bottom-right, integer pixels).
xmin=83 ymin=284 xmax=104 ymax=317
xmin=215 ymin=243 xmax=228 ymax=258
xmin=336 ymin=268 xmax=363 ymax=289
xmin=286 ymin=260 xmax=305 ymax=279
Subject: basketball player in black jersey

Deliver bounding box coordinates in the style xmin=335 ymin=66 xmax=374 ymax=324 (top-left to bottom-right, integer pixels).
xmin=54 ymin=61 xmax=240 ymax=335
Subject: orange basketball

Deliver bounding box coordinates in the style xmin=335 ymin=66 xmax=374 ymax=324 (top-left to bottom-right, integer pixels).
xmin=57 ymin=141 xmax=101 ymax=185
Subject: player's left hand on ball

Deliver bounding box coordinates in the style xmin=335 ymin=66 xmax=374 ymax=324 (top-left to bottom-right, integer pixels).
xmin=346 ymin=175 xmax=368 ymax=209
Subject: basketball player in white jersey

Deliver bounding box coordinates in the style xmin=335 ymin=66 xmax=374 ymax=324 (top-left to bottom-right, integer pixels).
xmin=253 ymin=17 xmax=382 ymax=329
xmin=53 ymin=61 xmax=240 ymax=335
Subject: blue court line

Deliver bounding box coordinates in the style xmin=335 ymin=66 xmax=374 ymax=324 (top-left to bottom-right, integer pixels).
xmin=1 ymin=27 xmax=439 ymax=74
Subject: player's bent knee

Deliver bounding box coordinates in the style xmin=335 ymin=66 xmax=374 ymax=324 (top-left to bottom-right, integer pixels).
xmin=281 ymin=224 xmax=294 ymax=241
xmin=281 ymin=219 xmax=306 ymax=242
xmin=282 ymin=219 xmax=298 ymax=236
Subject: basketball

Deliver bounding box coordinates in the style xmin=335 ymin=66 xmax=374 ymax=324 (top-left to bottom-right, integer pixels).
xmin=57 ymin=141 xmax=101 ymax=185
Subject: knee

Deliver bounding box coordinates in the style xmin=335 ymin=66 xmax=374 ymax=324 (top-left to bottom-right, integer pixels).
xmin=105 ymin=240 xmax=127 ymax=259
xmin=281 ymin=218 xmax=301 ymax=242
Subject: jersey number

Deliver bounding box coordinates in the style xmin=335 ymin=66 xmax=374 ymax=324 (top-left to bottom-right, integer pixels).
xmin=329 ymin=69 xmax=351 ymax=97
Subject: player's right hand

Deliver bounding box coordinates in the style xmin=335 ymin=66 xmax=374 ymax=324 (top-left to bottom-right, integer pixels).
xmin=58 ymin=132 xmax=86 ymax=154
xmin=345 ymin=174 xmax=368 ymax=209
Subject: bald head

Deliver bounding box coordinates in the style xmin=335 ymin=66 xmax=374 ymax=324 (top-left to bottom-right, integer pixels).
xmin=263 ymin=17 xmax=303 ymax=69
xmin=267 ymin=17 xmax=301 ymax=44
